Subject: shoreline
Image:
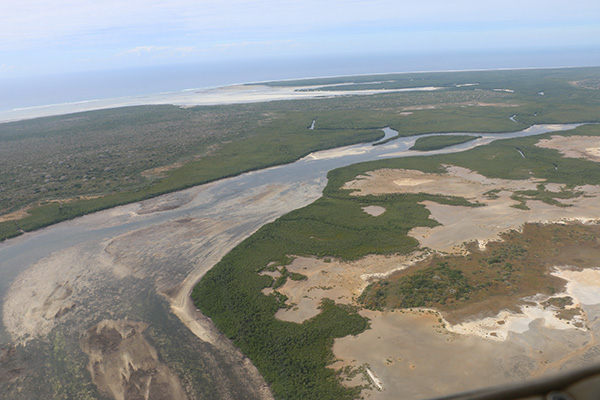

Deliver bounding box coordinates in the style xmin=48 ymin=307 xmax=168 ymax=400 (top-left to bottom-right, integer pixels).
xmin=2 ymin=65 xmax=593 ymax=124
xmin=0 ymin=84 xmax=440 ymax=124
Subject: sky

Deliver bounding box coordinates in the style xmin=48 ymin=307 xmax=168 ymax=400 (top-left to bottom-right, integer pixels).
xmin=2 ymin=0 xmax=600 ymax=80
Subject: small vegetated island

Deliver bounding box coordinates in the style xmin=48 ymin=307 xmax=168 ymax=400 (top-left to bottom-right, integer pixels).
xmin=409 ymin=134 xmax=480 ymax=151
xmin=2 ymin=67 xmax=600 ymax=400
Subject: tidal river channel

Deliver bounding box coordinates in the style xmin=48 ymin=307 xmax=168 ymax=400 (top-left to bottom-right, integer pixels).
xmin=0 ymin=123 xmax=583 ymax=399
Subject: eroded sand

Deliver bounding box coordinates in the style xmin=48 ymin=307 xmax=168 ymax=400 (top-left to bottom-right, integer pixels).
xmin=80 ymin=320 xmax=187 ymax=400
xmin=332 ymin=305 xmax=598 ymax=399
xmin=445 ymin=267 xmax=596 ymax=341
xmin=274 ymin=253 xmax=426 ymax=323
xmin=344 ymin=166 xmax=600 ymax=253
xmin=362 ymin=205 xmax=386 ymax=216
xmin=537 ymin=135 xmax=600 ymax=162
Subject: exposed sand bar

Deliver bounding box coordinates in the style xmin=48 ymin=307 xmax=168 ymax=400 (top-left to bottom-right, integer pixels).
xmin=0 ymin=84 xmax=443 ymax=123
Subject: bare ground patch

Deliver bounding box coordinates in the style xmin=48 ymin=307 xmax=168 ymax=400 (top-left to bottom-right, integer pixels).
xmin=274 ymin=253 xmax=426 ymax=323
xmin=0 ymin=207 xmax=31 ymax=223
xmin=537 ymin=135 xmax=600 ymax=163
xmin=344 ymin=166 xmax=600 ymax=253
xmin=362 ymin=205 xmax=386 ymax=216
xmin=570 ymin=79 xmax=600 ymax=90
xmin=80 ymin=320 xmax=187 ymax=400
xmin=332 ymin=306 xmax=595 ymax=400
xmin=330 ymin=162 xmax=600 ymax=398
xmin=401 ymin=101 xmax=519 ymax=112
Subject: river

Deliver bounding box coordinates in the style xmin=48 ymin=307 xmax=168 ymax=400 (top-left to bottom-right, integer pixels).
xmin=0 ymin=123 xmax=583 ymax=399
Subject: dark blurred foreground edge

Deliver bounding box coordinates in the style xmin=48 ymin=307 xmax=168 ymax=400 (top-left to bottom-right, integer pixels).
xmin=430 ymin=364 xmax=600 ymax=400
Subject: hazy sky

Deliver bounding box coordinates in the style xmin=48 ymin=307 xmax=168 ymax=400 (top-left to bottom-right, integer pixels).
xmin=1 ymin=0 xmax=600 ymax=78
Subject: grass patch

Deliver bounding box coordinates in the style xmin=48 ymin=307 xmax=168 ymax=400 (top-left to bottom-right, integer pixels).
xmin=359 ymin=222 xmax=600 ymax=323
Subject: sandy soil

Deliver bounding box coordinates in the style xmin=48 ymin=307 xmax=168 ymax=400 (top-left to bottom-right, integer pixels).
xmin=401 ymin=101 xmax=519 ymax=112
xmin=362 ymin=205 xmax=386 ymax=216
xmin=0 ymin=195 xmax=103 ymax=222
xmin=570 ymin=80 xmax=600 ymax=90
xmin=328 ymin=135 xmax=600 ymax=398
xmin=326 ymin=265 xmax=600 ymax=400
xmin=274 ymin=253 xmax=426 ymax=323
xmin=303 ymin=145 xmax=373 ymax=161
xmin=141 ymin=162 xmax=184 ymax=179
xmin=445 ymin=266 xmax=596 ymax=341
xmin=332 ymin=306 xmax=597 ymax=399
xmin=344 ymin=166 xmax=600 ymax=253
xmin=536 ymin=135 xmax=600 ymax=163
xmin=0 ymin=84 xmax=444 ymax=123
xmin=271 ymin=253 xmax=600 ymax=398
xmin=0 ymin=207 xmax=31 ymax=223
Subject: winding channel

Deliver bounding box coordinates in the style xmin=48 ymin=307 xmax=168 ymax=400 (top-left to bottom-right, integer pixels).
xmin=0 ymin=123 xmax=584 ymax=398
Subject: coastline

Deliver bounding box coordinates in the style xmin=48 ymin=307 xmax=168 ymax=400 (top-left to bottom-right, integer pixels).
xmin=2 ymin=65 xmax=593 ymax=124
xmin=0 ymin=83 xmax=441 ymax=124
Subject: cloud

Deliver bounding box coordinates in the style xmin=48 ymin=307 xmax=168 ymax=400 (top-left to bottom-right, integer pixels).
xmin=116 ymin=45 xmax=197 ymax=57
xmin=0 ymin=64 xmax=16 ymax=72
xmin=4 ymin=0 xmax=599 ymax=52
xmin=213 ymin=40 xmax=292 ymax=50
xmin=1 ymin=0 xmax=599 ymax=77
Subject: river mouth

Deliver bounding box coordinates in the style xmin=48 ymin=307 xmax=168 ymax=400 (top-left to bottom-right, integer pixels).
xmin=0 ymin=123 xmax=587 ymax=398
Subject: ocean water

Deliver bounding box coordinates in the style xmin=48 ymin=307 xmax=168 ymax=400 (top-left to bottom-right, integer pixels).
xmin=1 ymin=48 xmax=599 ymax=121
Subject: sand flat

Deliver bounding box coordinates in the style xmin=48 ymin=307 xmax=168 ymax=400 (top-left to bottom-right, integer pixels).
xmin=274 ymin=254 xmax=425 ymax=323
xmin=343 ymin=165 xmax=600 ymax=253
xmin=331 ymin=136 xmax=600 ymax=398
xmin=537 ymin=135 xmax=600 ymax=162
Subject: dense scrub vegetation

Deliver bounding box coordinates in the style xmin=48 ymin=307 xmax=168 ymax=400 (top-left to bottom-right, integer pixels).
xmin=359 ymin=262 xmax=472 ymax=309
xmin=3 ymin=67 xmax=600 ymax=241
xmin=0 ymin=105 xmax=381 ymax=240
xmin=359 ymin=222 xmax=600 ymax=324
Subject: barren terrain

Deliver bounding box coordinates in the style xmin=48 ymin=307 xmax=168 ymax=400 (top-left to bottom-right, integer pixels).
xmin=536 ymin=135 xmax=600 ymax=162
xmin=272 ymin=134 xmax=600 ymax=398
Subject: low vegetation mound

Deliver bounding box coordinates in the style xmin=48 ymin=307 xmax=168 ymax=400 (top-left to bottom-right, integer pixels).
xmin=409 ymin=134 xmax=480 ymax=151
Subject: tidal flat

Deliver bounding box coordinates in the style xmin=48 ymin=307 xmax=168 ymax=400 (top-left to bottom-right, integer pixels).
xmin=2 ymin=67 xmax=600 ymax=399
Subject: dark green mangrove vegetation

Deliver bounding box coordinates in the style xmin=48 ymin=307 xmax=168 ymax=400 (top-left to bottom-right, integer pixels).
xmin=192 ymin=120 xmax=600 ymax=398
xmin=2 ymin=67 xmax=600 ymax=241
xmin=410 ymin=134 xmax=480 ymax=151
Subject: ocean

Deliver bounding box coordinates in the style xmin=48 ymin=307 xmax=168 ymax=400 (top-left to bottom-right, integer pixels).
xmin=1 ymin=48 xmax=599 ymax=122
